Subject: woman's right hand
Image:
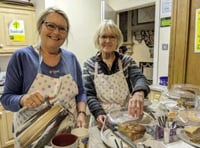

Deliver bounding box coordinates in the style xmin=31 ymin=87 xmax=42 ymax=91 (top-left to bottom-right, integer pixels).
xmin=96 ymin=114 xmax=107 ymax=128
xmin=20 ymin=91 xmax=45 ymax=109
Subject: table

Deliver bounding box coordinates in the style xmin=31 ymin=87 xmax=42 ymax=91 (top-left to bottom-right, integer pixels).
xmin=88 ymin=126 xmax=195 ymax=148
xmin=88 ymin=100 xmax=197 ymax=148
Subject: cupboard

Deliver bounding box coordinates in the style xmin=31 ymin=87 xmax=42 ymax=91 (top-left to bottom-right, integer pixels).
xmin=0 ymin=105 xmax=14 ymax=148
xmin=0 ymin=3 xmax=37 ymax=54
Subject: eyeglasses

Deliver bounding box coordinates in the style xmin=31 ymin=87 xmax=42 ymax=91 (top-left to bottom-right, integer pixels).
xmin=99 ymin=35 xmax=117 ymax=41
xmin=44 ymin=22 xmax=67 ymax=33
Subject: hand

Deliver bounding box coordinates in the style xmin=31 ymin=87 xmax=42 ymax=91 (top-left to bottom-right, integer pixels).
xmin=20 ymin=91 xmax=45 ymax=109
xmin=96 ymin=114 xmax=107 ymax=129
xmin=128 ymin=91 xmax=144 ymax=117
xmin=76 ymin=112 xmax=87 ymax=128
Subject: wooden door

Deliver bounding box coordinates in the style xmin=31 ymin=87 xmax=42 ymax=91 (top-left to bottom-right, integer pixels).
xmin=168 ymin=0 xmax=200 ymax=88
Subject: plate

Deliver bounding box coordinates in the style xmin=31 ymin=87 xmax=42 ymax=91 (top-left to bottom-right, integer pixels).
xmin=177 ymin=109 xmax=200 ymax=125
xmin=176 ymin=128 xmax=200 ymax=148
xmin=101 ymin=129 xmax=152 ymax=148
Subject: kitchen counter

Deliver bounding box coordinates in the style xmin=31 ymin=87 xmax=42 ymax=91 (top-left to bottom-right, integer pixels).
xmin=88 ymin=99 xmax=197 ymax=148
xmin=88 ymin=125 xmax=195 ymax=148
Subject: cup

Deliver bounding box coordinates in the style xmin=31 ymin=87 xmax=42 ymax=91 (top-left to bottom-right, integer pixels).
xmin=71 ymin=128 xmax=89 ymax=148
xmin=51 ymin=133 xmax=78 ymax=148
xmin=164 ymin=128 xmax=170 ymax=144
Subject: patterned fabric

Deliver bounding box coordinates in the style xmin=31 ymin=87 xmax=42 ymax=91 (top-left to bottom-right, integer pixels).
xmin=13 ymin=73 xmax=78 ymax=131
xmin=94 ymin=60 xmax=130 ymax=112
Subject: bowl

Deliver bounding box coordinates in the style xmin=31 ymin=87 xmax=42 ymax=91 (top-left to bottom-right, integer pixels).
xmin=107 ymin=107 xmax=156 ymax=125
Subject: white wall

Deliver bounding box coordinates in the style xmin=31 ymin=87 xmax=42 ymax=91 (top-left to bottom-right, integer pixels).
xmin=158 ymin=27 xmax=170 ymax=79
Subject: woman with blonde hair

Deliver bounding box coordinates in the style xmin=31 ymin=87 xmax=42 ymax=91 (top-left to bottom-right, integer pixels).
xmin=83 ymin=20 xmax=150 ymax=147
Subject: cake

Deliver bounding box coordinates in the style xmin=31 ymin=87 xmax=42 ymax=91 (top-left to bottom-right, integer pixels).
xmin=117 ymin=122 xmax=146 ymax=141
xmin=184 ymin=126 xmax=200 ymax=144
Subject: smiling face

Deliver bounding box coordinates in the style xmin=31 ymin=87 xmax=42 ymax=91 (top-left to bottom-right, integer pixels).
xmin=94 ymin=20 xmax=123 ymax=54
xmin=39 ymin=12 xmax=68 ymax=54
xmin=98 ymin=31 xmax=118 ymax=54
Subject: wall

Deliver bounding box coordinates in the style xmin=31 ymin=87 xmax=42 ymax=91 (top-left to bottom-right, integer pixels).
xmin=0 ymin=56 xmax=10 ymax=71
xmin=158 ymin=27 xmax=170 ymax=81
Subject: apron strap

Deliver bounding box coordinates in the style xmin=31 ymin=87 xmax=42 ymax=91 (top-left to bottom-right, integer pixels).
xmin=94 ymin=62 xmax=98 ymax=77
xmin=118 ymin=59 xmax=123 ymax=71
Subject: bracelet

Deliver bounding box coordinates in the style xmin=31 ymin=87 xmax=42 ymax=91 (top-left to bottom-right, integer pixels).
xmin=78 ymin=111 xmax=87 ymax=116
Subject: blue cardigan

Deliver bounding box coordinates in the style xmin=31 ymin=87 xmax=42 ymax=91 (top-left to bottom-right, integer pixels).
xmin=0 ymin=46 xmax=87 ymax=112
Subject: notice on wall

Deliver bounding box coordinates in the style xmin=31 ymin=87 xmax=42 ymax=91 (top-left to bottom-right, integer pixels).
xmin=160 ymin=0 xmax=172 ymax=18
xmin=9 ymin=20 xmax=26 ymax=42
xmin=195 ymin=9 xmax=200 ymax=53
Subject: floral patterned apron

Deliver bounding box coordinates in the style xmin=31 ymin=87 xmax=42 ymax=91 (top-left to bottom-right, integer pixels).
xmin=94 ymin=60 xmax=130 ymax=112
xmin=88 ymin=60 xmax=131 ymax=148
xmin=13 ymin=51 xmax=78 ymax=146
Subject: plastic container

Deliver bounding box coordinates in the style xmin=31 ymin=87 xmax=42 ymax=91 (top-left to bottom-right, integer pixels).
xmin=159 ymin=76 xmax=168 ymax=86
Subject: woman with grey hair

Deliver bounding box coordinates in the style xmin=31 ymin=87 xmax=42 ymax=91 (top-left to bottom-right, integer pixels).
xmin=83 ymin=20 xmax=150 ymax=129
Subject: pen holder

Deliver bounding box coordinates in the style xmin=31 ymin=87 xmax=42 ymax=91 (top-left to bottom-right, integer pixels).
xmin=155 ymin=125 xmax=164 ymax=139
xmin=154 ymin=125 xmax=177 ymax=143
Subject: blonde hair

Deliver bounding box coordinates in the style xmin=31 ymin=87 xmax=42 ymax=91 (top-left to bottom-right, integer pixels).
xmin=94 ymin=20 xmax=123 ymax=50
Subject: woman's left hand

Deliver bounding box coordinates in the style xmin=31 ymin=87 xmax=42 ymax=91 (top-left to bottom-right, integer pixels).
xmin=76 ymin=112 xmax=87 ymax=128
xmin=128 ymin=91 xmax=145 ymax=117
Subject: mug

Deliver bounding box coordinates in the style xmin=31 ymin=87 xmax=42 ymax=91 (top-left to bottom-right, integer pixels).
xmin=71 ymin=128 xmax=89 ymax=148
xmin=51 ymin=133 xmax=78 ymax=148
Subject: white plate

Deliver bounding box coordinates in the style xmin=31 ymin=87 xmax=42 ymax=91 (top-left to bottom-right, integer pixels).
xmin=176 ymin=128 xmax=200 ymax=148
xmin=101 ymin=129 xmax=152 ymax=148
